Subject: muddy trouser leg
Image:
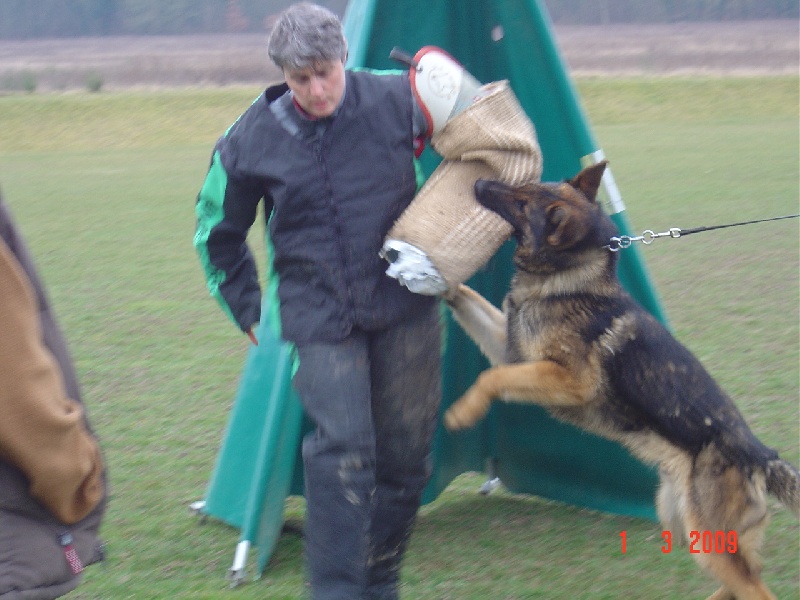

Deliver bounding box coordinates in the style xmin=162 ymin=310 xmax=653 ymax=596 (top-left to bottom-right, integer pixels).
xmin=295 ymin=331 xmax=375 ymax=600
xmin=293 ymin=302 xmax=442 ymax=600
xmin=365 ymin=302 xmax=442 ymax=599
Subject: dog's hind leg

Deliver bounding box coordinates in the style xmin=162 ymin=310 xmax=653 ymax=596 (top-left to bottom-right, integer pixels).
xmin=655 ymin=466 xmax=689 ymax=547
xmin=704 ymin=587 xmax=736 ymax=600
xmin=686 ymin=451 xmax=774 ymax=600
xmin=688 ymin=513 xmax=775 ymax=600
xmin=697 ymin=509 xmax=774 ymax=600
xmin=698 ymin=555 xmax=775 ymax=600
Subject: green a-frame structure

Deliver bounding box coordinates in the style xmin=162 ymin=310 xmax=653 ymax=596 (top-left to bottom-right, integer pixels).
xmin=193 ymin=0 xmax=666 ymax=584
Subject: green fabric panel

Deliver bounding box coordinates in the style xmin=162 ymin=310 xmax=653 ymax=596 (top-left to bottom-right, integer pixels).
xmin=263 ymin=223 xmax=283 ymax=340
xmin=194 ymin=150 xmax=237 ymax=327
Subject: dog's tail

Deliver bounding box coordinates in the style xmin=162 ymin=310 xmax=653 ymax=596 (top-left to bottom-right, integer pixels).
xmin=766 ymin=458 xmax=800 ymax=517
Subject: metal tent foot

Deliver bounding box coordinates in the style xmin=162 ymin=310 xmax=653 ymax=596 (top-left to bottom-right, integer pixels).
xmin=480 ymin=458 xmax=501 ymax=495
xmin=188 ymin=500 xmax=208 ymax=523
xmin=226 ymin=540 xmax=250 ymax=588
xmin=479 ymin=476 xmax=501 ymax=495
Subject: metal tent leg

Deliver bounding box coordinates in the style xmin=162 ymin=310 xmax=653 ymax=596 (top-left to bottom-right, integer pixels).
xmin=227 ymin=540 xmax=250 ymax=588
xmin=479 ymin=457 xmax=501 ymax=495
xmin=188 ymin=500 xmax=208 ymax=524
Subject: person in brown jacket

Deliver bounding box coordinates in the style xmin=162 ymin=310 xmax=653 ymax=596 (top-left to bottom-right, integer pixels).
xmin=0 ymin=192 xmax=106 ymax=599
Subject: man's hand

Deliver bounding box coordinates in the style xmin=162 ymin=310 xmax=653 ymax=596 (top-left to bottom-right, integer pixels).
xmin=247 ymin=325 xmax=259 ymax=346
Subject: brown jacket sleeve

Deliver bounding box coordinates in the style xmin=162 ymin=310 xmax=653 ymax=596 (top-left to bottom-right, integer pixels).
xmin=0 ymin=236 xmax=104 ymax=524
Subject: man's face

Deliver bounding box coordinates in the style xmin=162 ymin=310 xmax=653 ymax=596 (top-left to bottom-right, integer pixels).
xmin=284 ymin=59 xmax=346 ymax=118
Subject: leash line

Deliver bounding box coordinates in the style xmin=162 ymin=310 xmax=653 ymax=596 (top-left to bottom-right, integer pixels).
xmin=679 ymin=214 xmax=800 ymax=236
xmin=605 ymin=214 xmax=799 ymax=252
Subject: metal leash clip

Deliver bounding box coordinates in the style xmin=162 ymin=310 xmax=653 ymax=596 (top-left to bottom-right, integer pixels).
xmin=604 ymin=214 xmax=799 ymax=252
xmin=605 ymin=228 xmax=682 ymax=252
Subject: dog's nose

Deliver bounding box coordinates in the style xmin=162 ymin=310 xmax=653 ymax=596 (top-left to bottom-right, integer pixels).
xmin=474 ymin=179 xmax=491 ymax=196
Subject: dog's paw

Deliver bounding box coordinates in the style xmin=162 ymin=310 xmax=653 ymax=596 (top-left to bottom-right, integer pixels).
xmin=443 ymin=283 xmax=467 ymax=305
xmin=444 ymin=387 xmax=491 ymax=431
xmin=444 ymin=407 xmax=469 ymax=430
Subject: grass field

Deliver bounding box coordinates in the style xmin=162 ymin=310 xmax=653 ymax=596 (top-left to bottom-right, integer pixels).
xmin=0 ymin=76 xmax=797 ymax=599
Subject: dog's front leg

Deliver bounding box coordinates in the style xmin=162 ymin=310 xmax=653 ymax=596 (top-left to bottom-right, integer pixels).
xmin=444 ymin=361 xmax=592 ymax=430
xmin=446 ymin=283 xmax=507 ymax=366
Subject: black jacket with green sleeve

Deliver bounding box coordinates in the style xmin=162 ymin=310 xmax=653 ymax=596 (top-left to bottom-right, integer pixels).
xmin=194 ymin=70 xmax=435 ymax=344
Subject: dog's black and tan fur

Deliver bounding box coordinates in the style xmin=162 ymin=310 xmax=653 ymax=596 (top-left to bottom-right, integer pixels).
xmin=444 ymin=161 xmax=799 ymax=600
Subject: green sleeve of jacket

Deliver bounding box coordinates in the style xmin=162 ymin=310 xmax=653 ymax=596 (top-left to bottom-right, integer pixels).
xmin=193 ymin=146 xmax=263 ymax=332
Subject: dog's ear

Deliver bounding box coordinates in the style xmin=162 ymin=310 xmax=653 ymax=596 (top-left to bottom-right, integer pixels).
xmin=568 ymin=161 xmax=607 ymax=203
xmin=545 ymin=202 xmax=589 ymax=249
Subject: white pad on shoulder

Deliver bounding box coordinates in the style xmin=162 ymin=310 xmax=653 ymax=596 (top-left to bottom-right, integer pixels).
xmin=410 ymin=46 xmax=485 ymax=136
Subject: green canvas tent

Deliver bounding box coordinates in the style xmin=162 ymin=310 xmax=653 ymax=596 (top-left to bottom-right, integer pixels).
xmin=192 ymin=0 xmax=667 ymax=584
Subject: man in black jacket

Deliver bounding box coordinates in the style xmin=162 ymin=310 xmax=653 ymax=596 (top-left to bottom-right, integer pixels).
xmin=194 ymin=3 xmax=441 ymax=598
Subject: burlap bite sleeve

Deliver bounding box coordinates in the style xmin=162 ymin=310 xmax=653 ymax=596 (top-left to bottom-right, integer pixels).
xmin=384 ymin=80 xmax=542 ymax=293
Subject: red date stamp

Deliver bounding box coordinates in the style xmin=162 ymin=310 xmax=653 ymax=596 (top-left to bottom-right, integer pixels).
xmin=620 ymin=530 xmax=738 ymax=554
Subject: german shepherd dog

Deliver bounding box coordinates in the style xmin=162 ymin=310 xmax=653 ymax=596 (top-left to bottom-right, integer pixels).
xmin=444 ymin=161 xmax=799 ymax=600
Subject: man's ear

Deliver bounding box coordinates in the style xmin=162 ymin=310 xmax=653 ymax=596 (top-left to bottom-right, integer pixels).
xmin=568 ymin=160 xmax=607 ymax=203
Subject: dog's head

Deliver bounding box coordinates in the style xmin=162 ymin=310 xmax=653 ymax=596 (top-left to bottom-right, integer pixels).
xmin=474 ymin=161 xmax=618 ymax=274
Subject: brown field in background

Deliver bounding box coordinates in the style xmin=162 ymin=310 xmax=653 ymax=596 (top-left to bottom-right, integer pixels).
xmin=0 ymin=20 xmax=797 ymax=91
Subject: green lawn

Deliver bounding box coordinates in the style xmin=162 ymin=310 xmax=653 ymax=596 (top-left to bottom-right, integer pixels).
xmin=0 ymin=76 xmax=797 ymax=599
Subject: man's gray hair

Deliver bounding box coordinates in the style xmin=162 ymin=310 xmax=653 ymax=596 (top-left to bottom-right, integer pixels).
xmin=268 ymin=2 xmax=348 ymax=70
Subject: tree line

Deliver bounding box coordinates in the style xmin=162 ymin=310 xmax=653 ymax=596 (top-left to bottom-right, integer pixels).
xmin=546 ymin=0 xmax=798 ymax=24
xmin=0 ymin=0 xmax=796 ymax=40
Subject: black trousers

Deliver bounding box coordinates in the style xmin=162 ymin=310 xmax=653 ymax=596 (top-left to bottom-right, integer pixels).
xmin=293 ymin=302 xmax=442 ymax=599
